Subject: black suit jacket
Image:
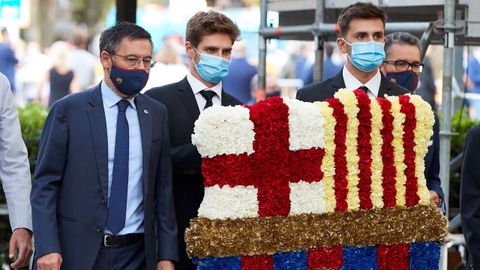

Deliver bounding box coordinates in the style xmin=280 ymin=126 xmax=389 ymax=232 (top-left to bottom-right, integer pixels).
xmin=31 ymin=85 xmax=178 ymax=270
xmin=296 ymin=69 xmax=410 ymax=102
xmin=461 ymin=125 xmax=480 ymax=269
xmin=145 ymin=77 xmax=242 ymax=270
xmin=296 ymin=69 xmax=444 ymax=203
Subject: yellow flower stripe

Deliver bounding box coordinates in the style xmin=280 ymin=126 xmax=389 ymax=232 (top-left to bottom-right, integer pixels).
xmin=370 ymin=100 xmax=384 ymax=208
xmin=335 ymin=90 xmax=360 ymax=211
xmin=386 ymin=96 xmax=407 ymax=207
xmin=409 ymin=95 xmax=434 ymax=204
xmin=317 ymin=101 xmax=336 ymax=212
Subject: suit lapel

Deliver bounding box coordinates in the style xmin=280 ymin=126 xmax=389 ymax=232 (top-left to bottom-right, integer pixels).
xmin=328 ymin=70 xmax=346 ymax=98
xmin=87 ymin=85 xmax=109 ymax=200
xmin=135 ymin=95 xmax=152 ymax=194
xmin=178 ymin=77 xmax=200 ymax=121
xmin=378 ymin=73 xmax=393 ymax=97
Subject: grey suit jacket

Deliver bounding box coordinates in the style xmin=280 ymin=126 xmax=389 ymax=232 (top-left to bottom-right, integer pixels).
xmin=0 ymin=73 xmax=31 ymax=231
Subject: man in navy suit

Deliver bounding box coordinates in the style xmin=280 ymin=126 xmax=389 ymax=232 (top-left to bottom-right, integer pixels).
xmin=381 ymin=32 xmax=443 ymax=206
xmin=31 ymin=22 xmax=177 ymax=270
xmin=145 ymin=10 xmax=242 ymax=270
xmin=461 ymin=125 xmax=480 ymax=269
xmin=296 ymin=2 xmax=409 ymax=102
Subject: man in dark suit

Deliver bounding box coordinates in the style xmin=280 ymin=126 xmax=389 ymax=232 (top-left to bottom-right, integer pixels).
xmin=381 ymin=32 xmax=443 ymax=207
xmin=461 ymin=125 xmax=480 ymax=269
xmin=145 ymin=10 xmax=242 ymax=270
xmin=31 ymin=22 xmax=177 ymax=270
xmin=296 ymin=2 xmax=409 ymax=102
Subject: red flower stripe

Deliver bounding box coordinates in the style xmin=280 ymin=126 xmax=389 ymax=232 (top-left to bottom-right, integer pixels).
xmin=202 ymin=153 xmax=254 ymax=187
xmin=249 ymin=97 xmax=291 ymax=217
xmin=377 ymin=243 xmax=410 ymax=270
xmin=377 ymin=98 xmax=397 ymax=208
xmin=241 ymin=255 xmax=274 ymax=270
xmin=327 ymin=98 xmax=349 ymax=212
xmin=399 ymin=95 xmax=419 ymax=206
xmin=308 ymin=246 xmax=343 ymax=269
xmin=288 ymin=149 xmax=325 ymax=183
xmin=354 ymin=90 xmax=373 ymax=209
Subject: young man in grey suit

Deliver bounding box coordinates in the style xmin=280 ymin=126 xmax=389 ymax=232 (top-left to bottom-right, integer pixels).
xmin=31 ymin=22 xmax=177 ymax=270
xmin=0 ymin=73 xmax=32 ymax=269
xmin=296 ymin=2 xmax=410 ymax=102
xmin=145 ymin=10 xmax=242 ymax=270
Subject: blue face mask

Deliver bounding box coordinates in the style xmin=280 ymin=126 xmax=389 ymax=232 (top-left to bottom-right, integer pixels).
xmin=386 ymin=70 xmax=419 ymax=91
xmin=193 ymin=47 xmax=230 ymax=83
xmin=110 ymin=65 xmax=149 ymax=96
xmin=343 ymin=39 xmax=385 ymax=72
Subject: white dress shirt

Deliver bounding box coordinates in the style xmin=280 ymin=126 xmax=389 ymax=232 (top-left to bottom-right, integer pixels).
xmin=342 ymin=67 xmax=382 ymax=98
xmin=187 ymin=73 xmax=222 ymax=111
xmin=101 ymin=81 xmax=144 ymax=235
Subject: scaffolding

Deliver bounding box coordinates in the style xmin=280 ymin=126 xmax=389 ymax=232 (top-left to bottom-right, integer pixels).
xmin=258 ymin=0 xmax=480 ymax=269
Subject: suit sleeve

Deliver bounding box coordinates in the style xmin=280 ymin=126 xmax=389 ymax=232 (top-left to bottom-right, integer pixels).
xmin=30 ymin=101 xmax=68 ymax=258
xmin=461 ymin=126 xmax=480 ymax=269
xmin=296 ymin=88 xmax=305 ymax=101
xmin=0 ymin=76 xmax=32 ymax=231
xmin=426 ymin=115 xmax=444 ymax=201
xmin=156 ymin=108 xmax=179 ymax=261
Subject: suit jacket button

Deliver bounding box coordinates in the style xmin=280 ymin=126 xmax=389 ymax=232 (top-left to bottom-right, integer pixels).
xmin=96 ymin=226 xmax=102 ymax=232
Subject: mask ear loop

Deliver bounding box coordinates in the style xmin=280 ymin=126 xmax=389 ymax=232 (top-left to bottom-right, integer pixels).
xmin=338 ymin=38 xmax=355 ymax=66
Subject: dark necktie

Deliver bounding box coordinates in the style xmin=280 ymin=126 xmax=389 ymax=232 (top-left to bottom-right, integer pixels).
xmin=107 ymin=99 xmax=130 ymax=235
xmin=359 ymin=86 xmax=369 ymax=95
xmin=200 ymin=90 xmax=217 ymax=109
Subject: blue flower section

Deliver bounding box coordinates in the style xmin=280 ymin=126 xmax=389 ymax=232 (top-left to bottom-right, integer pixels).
xmin=410 ymin=242 xmax=440 ymax=270
xmin=273 ymin=250 xmax=308 ymax=270
xmin=192 ymin=256 xmax=241 ymax=270
xmin=342 ymin=246 xmax=377 ymax=270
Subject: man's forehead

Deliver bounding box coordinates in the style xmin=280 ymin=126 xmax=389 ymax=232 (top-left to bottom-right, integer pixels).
xmin=117 ymin=38 xmax=152 ymax=54
xmin=347 ymin=18 xmax=384 ymax=34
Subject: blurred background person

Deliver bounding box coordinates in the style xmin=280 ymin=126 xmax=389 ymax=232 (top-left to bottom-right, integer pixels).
xmin=15 ymin=42 xmax=51 ymax=105
xmin=465 ymin=47 xmax=480 ymax=119
xmin=36 ymin=41 xmax=80 ymax=107
xmin=67 ymin=31 xmax=99 ymax=91
xmin=301 ymin=42 xmax=343 ymax=86
xmin=143 ymin=38 xmax=188 ymax=90
xmin=222 ymin=40 xmax=257 ymax=104
xmin=0 ymin=28 xmax=19 ymax=93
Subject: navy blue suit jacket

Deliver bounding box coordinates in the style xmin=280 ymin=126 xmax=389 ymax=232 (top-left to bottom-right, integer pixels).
xmin=296 ymin=70 xmax=444 ymax=202
xmin=461 ymin=125 xmax=480 ymax=269
xmin=31 ymin=85 xmax=178 ymax=270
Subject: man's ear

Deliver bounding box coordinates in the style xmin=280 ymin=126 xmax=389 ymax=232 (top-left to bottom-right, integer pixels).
xmin=185 ymin=41 xmax=194 ymax=59
xmin=100 ymin=51 xmax=112 ymax=68
xmin=336 ymin=38 xmax=348 ymax=54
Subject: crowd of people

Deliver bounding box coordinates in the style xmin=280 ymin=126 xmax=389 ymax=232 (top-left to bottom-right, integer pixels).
xmin=0 ymin=1 xmax=479 ymax=270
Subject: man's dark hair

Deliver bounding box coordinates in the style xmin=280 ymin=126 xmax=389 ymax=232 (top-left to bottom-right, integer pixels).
xmin=99 ymin=21 xmax=152 ymax=55
xmin=338 ymin=2 xmax=387 ymax=37
xmin=186 ymin=10 xmax=240 ymax=48
xmin=385 ymin=32 xmax=422 ymax=56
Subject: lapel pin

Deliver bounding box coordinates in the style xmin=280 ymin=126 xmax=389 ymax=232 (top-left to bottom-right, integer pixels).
xmin=144 ymin=109 xmax=148 ymax=114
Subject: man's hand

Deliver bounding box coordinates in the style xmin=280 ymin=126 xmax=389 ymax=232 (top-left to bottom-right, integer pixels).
xmin=9 ymin=228 xmax=33 ymax=269
xmin=156 ymin=260 xmax=174 ymax=270
xmin=429 ymin=190 xmax=440 ymax=206
xmin=37 ymin=252 xmax=62 ymax=270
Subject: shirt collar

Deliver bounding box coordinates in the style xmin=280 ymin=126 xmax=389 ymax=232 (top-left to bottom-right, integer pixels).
xmin=342 ymin=67 xmax=381 ymax=97
xmin=101 ymin=81 xmax=137 ymax=110
xmin=187 ymin=73 xmax=223 ymax=98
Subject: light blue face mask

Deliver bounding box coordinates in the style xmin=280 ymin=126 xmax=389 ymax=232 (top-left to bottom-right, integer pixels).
xmin=193 ymin=47 xmax=230 ymax=83
xmin=343 ymin=39 xmax=385 ymax=72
